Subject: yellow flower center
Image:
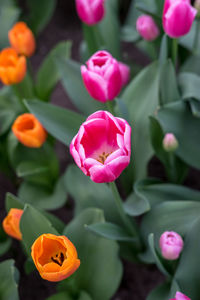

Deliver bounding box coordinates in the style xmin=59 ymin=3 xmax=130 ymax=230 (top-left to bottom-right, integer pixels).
xmin=97 ymin=152 xmax=111 ymax=164
xmin=51 ymin=252 xmax=65 ymax=266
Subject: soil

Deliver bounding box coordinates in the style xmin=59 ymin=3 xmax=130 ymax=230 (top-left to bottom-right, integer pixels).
xmin=0 ymin=1 xmax=199 ymax=299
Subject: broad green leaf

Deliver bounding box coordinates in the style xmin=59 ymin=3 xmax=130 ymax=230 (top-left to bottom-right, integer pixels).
xmin=189 ymin=99 xmax=200 ymax=117
xmin=180 ymin=20 xmax=200 ymax=54
xmin=63 ymin=208 xmax=122 ymax=300
xmin=36 ymin=41 xmax=72 ymax=101
xmin=16 ymin=161 xmax=48 ymax=177
xmin=124 ymin=192 xmax=150 ymax=217
xmin=181 ymin=55 xmax=200 ymax=75
xmin=25 ymin=99 xmax=85 ymax=146
xmin=159 ymin=35 xmax=168 ymax=66
xmin=86 ymin=222 xmax=135 ymax=241
xmin=13 ymin=72 xmax=35 ymax=100
xmin=25 ymin=0 xmax=56 ymax=35
xmin=0 ymin=259 xmax=19 ymax=300
xmin=0 ymin=226 xmax=11 ymax=256
xmin=122 ymin=62 xmax=159 ymax=180
xmin=174 ymin=218 xmax=200 ymax=299
xmin=56 ymin=58 xmax=103 ymax=114
xmin=5 ymin=193 xmax=24 ymax=212
xmin=147 ymin=282 xmax=171 ymax=300
xmin=157 ymin=101 xmax=200 ymax=169
xmin=20 ymin=204 xmax=58 ymax=254
xmin=46 ymin=292 xmax=73 ymax=300
xmin=178 ymin=72 xmax=200 ymax=100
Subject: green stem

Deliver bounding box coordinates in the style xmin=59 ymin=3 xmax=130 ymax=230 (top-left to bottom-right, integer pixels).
xmin=194 ymin=19 xmax=200 ymax=53
xmin=109 ymin=181 xmax=137 ymax=236
xmin=12 ymin=84 xmax=27 ymax=111
xmin=172 ymin=38 xmax=178 ymax=68
xmin=166 ymin=152 xmax=177 ymax=183
xmin=106 ymin=101 xmax=115 ymax=115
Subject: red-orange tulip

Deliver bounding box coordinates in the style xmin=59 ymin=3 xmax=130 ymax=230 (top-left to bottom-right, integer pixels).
xmin=12 ymin=113 xmax=47 ymax=148
xmin=0 ymin=48 xmax=26 ymax=85
xmin=31 ymin=234 xmax=80 ymax=282
xmin=2 ymin=208 xmax=23 ymax=240
xmin=9 ymin=22 xmax=36 ymax=57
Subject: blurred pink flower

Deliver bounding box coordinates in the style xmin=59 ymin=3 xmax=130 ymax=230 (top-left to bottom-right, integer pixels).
xmin=70 ymin=111 xmax=131 ymax=183
xmin=159 ymin=231 xmax=183 ymax=260
xmin=163 ymin=133 xmax=178 ymax=152
xmin=170 ymin=291 xmax=191 ymax=300
xmin=136 ymin=15 xmax=160 ymax=41
xmin=75 ymin=0 xmax=105 ymax=25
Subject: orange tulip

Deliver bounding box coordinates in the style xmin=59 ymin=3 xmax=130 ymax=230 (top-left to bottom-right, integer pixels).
xmin=0 ymin=48 xmax=26 ymax=85
xmin=31 ymin=234 xmax=80 ymax=282
xmin=9 ymin=22 xmax=36 ymax=57
xmin=12 ymin=113 xmax=47 ymax=148
xmin=2 ymin=208 xmax=23 ymax=240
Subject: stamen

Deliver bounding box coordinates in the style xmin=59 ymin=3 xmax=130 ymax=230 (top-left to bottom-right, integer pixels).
xmin=97 ymin=151 xmax=111 ymax=164
xmin=51 ymin=252 xmax=65 ymax=266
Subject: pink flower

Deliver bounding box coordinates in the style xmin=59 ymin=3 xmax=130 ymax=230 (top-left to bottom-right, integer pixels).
xmin=118 ymin=62 xmax=130 ymax=87
xmin=70 ymin=111 xmax=131 ymax=183
xmin=170 ymin=291 xmax=191 ymax=300
xmin=159 ymin=231 xmax=183 ymax=260
xmin=163 ymin=0 xmax=197 ymax=38
xmin=163 ymin=133 xmax=179 ymax=152
xmin=75 ymin=0 xmax=105 ymax=26
xmin=136 ymin=15 xmax=160 ymax=41
xmin=81 ymin=50 xmax=122 ymax=103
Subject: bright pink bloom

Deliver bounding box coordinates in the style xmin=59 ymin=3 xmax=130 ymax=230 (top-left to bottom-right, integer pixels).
xmin=163 ymin=0 xmax=197 ymax=38
xmin=81 ymin=50 xmax=122 ymax=103
xmin=136 ymin=15 xmax=160 ymax=41
xmin=70 ymin=111 xmax=131 ymax=183
xmin=159 ymin=231 xmax=183 ymax=260
xmin=170 ymin=291 xmax=191 ymax=300
xmin=118 ymin=62 xmax=130 ymax=87
xmin=75 ymin=0 xmax=105 ymax=26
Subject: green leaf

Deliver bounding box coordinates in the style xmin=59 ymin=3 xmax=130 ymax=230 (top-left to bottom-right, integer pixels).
xmin=189 ymin=99 xmax=200 ymax=117
xmin=0 ymin=259 xmax=19 ymax=300
xmin=46 ymin=292 xmax=73 ymax=300
xmin=121 ymin=26 xmax=140 ymax=42
xmin=181 ymin=55 xmax=200 ymax=75
xmin=56 ymin=58 xmax=103 ymax=114
xmin=36 ymin=41 xmax=72 ymax=101
xmin=25 ymin=0 xmax=56 ymax=35
xmin=157 ymin=101 xmax=200 ymax=170
xmin=16 ymin=161 xmax=48 ymax=177
xmin=179 ymin=72 xmax=200 ymax=100
xmin=20 ymin=204 xmax=58 ymax=254
xmin=180 ymin=20 xmax=200 ymax=54
xmin=0 ymin=226 xmax=11 ymax=256
xmin=122 ymin=62 xmax=160 ymax=180
xmin=174 ymin=217 xmax=200 ymax=299
xmin=25 ymin=99 xmax=85 ymax=146
xmin=147 ymin=282 xmax=171 ymax=300
xmin=159 ymin=35 xmax=168 ymax=66
xmin=5 ymin=193 xmax=24 ymax=212
xmin=62 ymin=208 xmax=122 ymax=300
xmin=86 ymin=222 xmax=135 ymax=241
xmin=124 ymin=192 xmax=150 ymax=217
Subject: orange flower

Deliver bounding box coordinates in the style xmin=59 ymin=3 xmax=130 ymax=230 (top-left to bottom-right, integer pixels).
xmin=31 ymin=234 xmax=80 ymax=282
xmin=12 ymin=113 xmax=47 ymax=148
xmin=2 ymin=208 xmax=23 ymax=240
xmin=9 ymin=22 xmax=36 ymax=57
xmin=0 ymin=48 xmax=26 ymax=85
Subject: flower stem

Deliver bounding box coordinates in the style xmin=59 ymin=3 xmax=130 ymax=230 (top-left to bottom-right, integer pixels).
xmin=194 ymin=19 xmax=200 ymax=53
xmin=106 ymin=101 xmax=115 ymax=115
xmin=172 ymin=38 xmax=178 ymax=68
xmin=109 ymin=181 xmax=137 ymax=237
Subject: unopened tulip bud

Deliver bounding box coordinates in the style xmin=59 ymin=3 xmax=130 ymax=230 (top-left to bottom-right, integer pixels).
xmin=2 ymin=208 xmax=23 ymax=240
xmin=170 ymin=291 xmax=191 ymax=300
xmin=163 ymin=133 xmax=178 ymax=152
xmin=159 ymin=231 xmax=183 ymax=260
xmin=163 ymin=0 xmax=197 ymax=38
xmin=75 ymin=0 xmax=105 ymax=26
xmin=136 ymin=15 xmax=160 ymax=41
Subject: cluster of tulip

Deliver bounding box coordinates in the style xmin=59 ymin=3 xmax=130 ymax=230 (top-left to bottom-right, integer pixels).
xmin=0 ymin=0 xmax=200 ymax=299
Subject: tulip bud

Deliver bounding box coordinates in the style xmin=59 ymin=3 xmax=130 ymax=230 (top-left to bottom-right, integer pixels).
xmin=9 ymin=22 xmax=36 ymax=57
xmin=159 ymin=231 xmax=184 ymax=260
xmin=170 ymin=291 xmax=191 ymax=300
xmin=2 ymin=209 xmax=23 ymax=240
xmin=163 ymin=133 xmax=178 ymax=152
xmin=0 ymin=48 xmax=26 ymax=85
xmin=163 ymin=0 xmax=197 ymax=38
xmin=136 ymin=15 xmax=160 ymax=41
xmin=81 ymin=50 xmax=122 ymax=102
xmin=75 ymin=0 xmax=105 ymax=26
xmin=12 ymin=113 xmax=47 ymax=148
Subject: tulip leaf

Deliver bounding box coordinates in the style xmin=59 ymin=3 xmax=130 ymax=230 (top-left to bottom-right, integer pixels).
xmin=122 ymin=61 xmax=159 ymax=180
xmin=20 ymin=204 xmax=58 ymax=254
xmin=178 ymin=72 xmax=200 ymax=101
xmin=0 ymin=259 xmax=19 ymax=300
xmin=86 ymin=222 xmax=135 ymax=241
xmin=180 ymin=20 xmax=200 ymax=54
xmin=36 ymin=41 xmax=72 ymax=101
xmin=157 ymin=100 xmax=200 ymax=170
xmin=47 ymin=292 xmax=73 ymax=300
xmin=24 ymin=99 xmax=85 ymax=146
xmin=124 ymin=192 xmax=150 ymax=216
xmin=5 ymin=193 xmax=24 ymax=212
xmin=147 ymin=282 xmax=172 ymax=300
xmin=56 ymin=58 xmax=104 ymax=115
xmin=159 ymin=35 xmax=168 ymax=66
xmin=174 ymin=217 xmax=200 ymax=299
xmin=189 ymin=99 xmax=200 ymax=118
xmin=181 ymin=55 xmax=200 ymax=76
xmin=62 ymin=208 xmax=122 ymax=300
xmin=0 ymin=226 xmax=12 ymax=256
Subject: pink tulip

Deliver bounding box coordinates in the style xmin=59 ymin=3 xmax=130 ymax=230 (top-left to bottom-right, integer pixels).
xmin=163 ymin=0 xmax=197 ymax=38
xmin=136 ymin=15 xmax=160 ymax=41
xmin=170 ymin=291 xmax=191 ymax=300
xmin=70 ymin=111 xmax=131 ymax=183
xmin=81 ymin=50 xmax=122 ymax=103
xmin=118 ymin=62 xmax=130 ymax=87
xmin=75 ymin=0 xmax=105 ymax=26
xmin=163 ymin=133 xmax=179 ymax=152
xmin=159 ymin=231 xmax=183 ymax=260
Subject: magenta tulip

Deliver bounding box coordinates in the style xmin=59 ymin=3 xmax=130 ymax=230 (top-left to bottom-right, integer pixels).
xmin=163 ymin=0 xmax=197 ymax=38
xmin=70 ymin=111 xmax=131 ymax=183
xmin=170 ymin=291 xmax=191 ymax=300
xmin=81 ymin=50 xmax=122 ymax=102
xmin=136 ymin=15 xmax=160 ymax=41
xmin=159 ymin=231 xmax=183 ymax=260
xmin=75 ymin=0 xmax=105 ymax=26
xmin=118 ymin=62 xmax=130 ymax=86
